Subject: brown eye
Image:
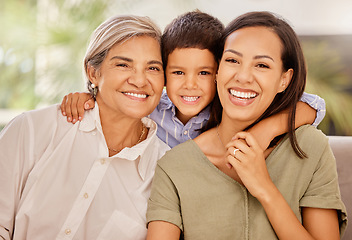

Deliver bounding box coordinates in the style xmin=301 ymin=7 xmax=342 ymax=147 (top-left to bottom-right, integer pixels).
xmin=149 ymin=66 xmax=160 ymax=71
xmin=172 ymin=71 xmax=184 ymax=75
xmin=225 ymin=58 xmax=238 ymax=64
xmin=116 ymin=63 xmax=128 ymax=67
xmin=257 ymin=63 xmax=269 ymax=68
xmin=199 ymin=71 xmax=210 ymax=75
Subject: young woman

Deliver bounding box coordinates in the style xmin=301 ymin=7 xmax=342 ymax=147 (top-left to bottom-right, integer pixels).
xmin=146 ymin=11 xmax=347 ymax=240
xmin=0 ymin=15 xmax=169 ymax=240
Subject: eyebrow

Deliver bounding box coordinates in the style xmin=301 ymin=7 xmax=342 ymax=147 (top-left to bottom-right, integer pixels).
xmin=110 ymin=56 xmax=132 ymax=62
xmin=224 ymin=49 xmax=275 ymax=62
xmin=110 ymin=56 xmax=163 ymax=66
xmin=167 ymin=65 xmax=214 ymax=70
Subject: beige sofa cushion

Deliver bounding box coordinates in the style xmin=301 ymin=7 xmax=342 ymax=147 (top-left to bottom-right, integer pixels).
xmin=329 ymin=136 xmax=352 ymax=240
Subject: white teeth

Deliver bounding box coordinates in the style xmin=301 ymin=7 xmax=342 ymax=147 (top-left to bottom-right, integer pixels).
xmin=230 ymin=89 xmax=257 ymax=99
xmin=182 ymin=96 xmax=199 ymax=102
xmin=124 ymin=92 xmax=147 ymax=99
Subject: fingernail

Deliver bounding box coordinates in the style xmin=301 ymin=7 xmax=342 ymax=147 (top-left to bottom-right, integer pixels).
xmin=226 ymin=163 xmax=232 ymax=169
xmin=72 ymin=119 xmax=76 ymax=123
xmin=68 ymin=117 xmax=71 ymax=122
xmin=63 ymin=112 xmax=66 ymax=116
xmin=84 ymin=103 xmax=89 ymax=109
xmin=78 ymin=116 xmax=82 ymax=121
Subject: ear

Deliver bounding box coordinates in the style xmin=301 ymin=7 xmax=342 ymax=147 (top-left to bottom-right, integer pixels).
xmin=87 ymin=64 xmax=99 ymax=86
xmin=278 ymin=68 xmax=293 ymax=93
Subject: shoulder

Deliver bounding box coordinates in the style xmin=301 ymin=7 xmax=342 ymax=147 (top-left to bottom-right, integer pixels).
xmin=277 ymin=125 xmax=331 ymax=162
xmin=142 ymin=117 xmax=170 ymax=153
xmin=156 ymin=90 xmax=173 ymax=110
xmin=295 ymin=125 xmax=329 ymax=151
xmin=158 ymin=140 xmax=200 ymax=168
xmin=2 ymin=104 xmax=62 ymax=133
xmin=0 ymin=104 xmax=66 ymax=164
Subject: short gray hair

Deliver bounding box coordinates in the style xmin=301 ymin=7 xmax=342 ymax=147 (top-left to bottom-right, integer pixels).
xmin=83 ymin=15 xmax=162 ymax=96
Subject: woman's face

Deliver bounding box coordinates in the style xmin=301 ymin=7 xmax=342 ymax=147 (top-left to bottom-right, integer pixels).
xmin=217 ymin=26 xmax=292 ymax=125
xmin=90 ymin=36 xmax=164 ymax=120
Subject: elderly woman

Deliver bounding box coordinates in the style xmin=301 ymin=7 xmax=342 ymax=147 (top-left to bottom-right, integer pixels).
xmin=0 ymin=15 xmax=169 ymax=240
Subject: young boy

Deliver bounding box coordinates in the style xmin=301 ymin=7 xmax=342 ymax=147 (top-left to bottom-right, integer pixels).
xmin=61 ymin=10 xmax=325 ymax=149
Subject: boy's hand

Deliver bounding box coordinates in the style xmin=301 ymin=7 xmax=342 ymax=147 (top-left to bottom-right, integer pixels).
xmin=60 ymin=92 xmax=95 ymax=123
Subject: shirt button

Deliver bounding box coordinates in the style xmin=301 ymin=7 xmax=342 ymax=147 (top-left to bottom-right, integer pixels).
xmin=100 ymin=159 xmax=105 ymax=164
xmin=83 ymin=193 xmax=88 ymax=199
xmin=92 ymin=131 xmax=96 ymax=136
xmin=183 ymin=130 xmax=188 ymax=135
xmin=65 ymin=229 xmax=71 ymax=235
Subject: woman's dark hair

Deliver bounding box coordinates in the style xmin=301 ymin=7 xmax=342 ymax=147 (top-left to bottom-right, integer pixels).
xmin=205 ymin=11 xmax=307 ymax=158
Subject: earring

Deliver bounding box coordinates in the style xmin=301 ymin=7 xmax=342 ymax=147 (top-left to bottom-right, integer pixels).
xmin=214 ymin=79 xmax=217 ymax=84
xmin=90 ymin=82 xmax=98 ymax=98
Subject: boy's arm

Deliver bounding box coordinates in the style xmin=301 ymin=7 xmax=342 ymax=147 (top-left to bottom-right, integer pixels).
xmin=60 ymin=92 xmax=95 ymax=123
xmin=248 ymin=93 xmax=326 ymax=151
xmin=300 ymin=92 xmax=326 ymax=127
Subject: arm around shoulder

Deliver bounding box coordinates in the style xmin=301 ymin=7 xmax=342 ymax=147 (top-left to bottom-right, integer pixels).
xmin=299 ymin=92 xmax=326 ymax=127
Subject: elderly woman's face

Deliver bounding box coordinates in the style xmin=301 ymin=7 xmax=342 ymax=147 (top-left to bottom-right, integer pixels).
xmin=90 ymin=35 xmax=164 ymax=119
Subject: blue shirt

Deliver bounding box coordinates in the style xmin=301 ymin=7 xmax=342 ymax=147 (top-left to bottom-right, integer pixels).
xmin=149 ymin=90 xmax=326 ymax=148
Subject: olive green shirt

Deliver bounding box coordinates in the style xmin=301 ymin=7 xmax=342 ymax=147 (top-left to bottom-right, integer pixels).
xmin=147 ymin=125 xmax=347 ymax=239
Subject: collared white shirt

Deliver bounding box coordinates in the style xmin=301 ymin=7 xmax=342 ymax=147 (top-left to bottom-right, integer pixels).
xmin=0 ymin=103 xmax=170 ymax=240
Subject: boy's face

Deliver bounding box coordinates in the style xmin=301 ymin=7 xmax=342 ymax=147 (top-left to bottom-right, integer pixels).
xmin=165 ymin=48 xmax=217 ymax=124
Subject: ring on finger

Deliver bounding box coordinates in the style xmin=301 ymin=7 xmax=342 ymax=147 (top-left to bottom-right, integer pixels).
xmin=233 ymin=148 xmax=239 ymax=157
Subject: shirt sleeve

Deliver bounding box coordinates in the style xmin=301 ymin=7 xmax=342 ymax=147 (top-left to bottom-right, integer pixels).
xmin=299 ymin=92 xmax=326 ymax=127
xmin=0 ymin=114 xmax=33 ymax=239
xmin=146 ymin=164 xmax=183 ymax=231
xmin=299 ymin=139 xmax=347 ymax=235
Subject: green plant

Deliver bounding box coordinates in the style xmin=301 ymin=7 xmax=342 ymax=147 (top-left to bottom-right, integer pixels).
xmin=303 ymin=41 xmax=352 ymax=135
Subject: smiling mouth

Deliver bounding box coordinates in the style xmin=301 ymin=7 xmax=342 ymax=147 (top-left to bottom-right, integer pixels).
xmin=123 ymin=92 xmax=148 ymax=99
xmin=181 ymin=96 xmax=200 ymax=102
xmin=229 ymin=89 xmax=257 ymax=99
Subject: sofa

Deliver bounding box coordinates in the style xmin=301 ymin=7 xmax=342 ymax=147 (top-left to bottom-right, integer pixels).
xmin=329 ymin=136 xmax=352 ymax=239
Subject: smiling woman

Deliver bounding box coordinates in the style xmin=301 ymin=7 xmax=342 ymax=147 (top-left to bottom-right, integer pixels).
xmin=146 ymin=11 xmax=347 ymax=240
xmin=87 ymin=35 xmax=165 ymax=154
xmin=0 ymin=15 xmax=170 ymax=240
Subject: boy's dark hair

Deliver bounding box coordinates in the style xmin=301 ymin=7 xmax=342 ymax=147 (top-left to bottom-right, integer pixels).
xmin=205 ymin=11 xmax=307 ymax=158
xmin=161 ymin=10 xmax=224 ymax=71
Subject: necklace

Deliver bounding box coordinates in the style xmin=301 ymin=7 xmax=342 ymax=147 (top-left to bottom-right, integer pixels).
xmin=108 ymin=123 xmax=146 ymax=153
xmin=216 ymin=125 xmax=226 ymax=148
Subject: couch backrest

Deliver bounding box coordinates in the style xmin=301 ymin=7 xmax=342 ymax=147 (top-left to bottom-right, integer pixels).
xmin=329 ymin=136 xmax=352 ymax=240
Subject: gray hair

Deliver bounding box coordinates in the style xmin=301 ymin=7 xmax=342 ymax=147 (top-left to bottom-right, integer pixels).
xmin=83 ymin=15 xmax=162 ymax=97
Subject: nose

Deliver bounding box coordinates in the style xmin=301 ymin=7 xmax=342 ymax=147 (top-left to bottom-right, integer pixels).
xmin=183 ymin=74 xmax=197 ymax=89
xmin=235 ymin=65 xmax=253 ymax=84
xmin=128 ymin=68 xmax=147 ymax=88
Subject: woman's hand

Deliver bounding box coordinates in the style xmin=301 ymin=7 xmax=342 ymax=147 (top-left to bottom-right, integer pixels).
xmin=225 ymin=131 xmax=276 ymax=200
xmin=60 ymin=92 xmax=95 ymax=123
xmin=225 ymin=132 xmax=340 ymax=240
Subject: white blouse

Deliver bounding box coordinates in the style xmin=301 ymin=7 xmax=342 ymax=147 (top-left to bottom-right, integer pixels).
xmin=0 ymin=103 xmax=170 ymax=240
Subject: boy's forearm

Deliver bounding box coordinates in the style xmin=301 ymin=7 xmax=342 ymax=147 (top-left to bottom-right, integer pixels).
xmin=248 ymin=102 xmax=316 ymax=150
xmin=268 ymin=101 xmax=316 ymax=137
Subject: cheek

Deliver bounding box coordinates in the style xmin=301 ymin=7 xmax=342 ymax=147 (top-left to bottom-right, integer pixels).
xmin=207 ymin=81 xmax=217 ymax=98
xmin=151 ymin=75 xmax=166 ymax=94
xmin=165 ymin=79 xmax=179 ymax=94
xmin=216 ymin=65 xmax=232 ymax=85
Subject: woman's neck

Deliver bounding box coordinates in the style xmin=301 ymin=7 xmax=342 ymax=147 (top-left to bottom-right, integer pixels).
xmin=98 ymin=104 xmax=147 ymax=156
xmin=217 ymin=116 xmax=250 ymax=147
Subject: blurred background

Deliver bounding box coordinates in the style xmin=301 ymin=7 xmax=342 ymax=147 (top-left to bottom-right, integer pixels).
xmin=1 ymin=0 xmax=351 ymax=135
